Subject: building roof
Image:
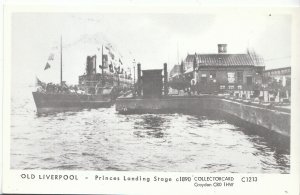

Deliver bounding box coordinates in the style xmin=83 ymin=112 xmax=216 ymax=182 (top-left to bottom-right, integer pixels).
xmin=264 ymin=66 xmax=291 ymax=72
xmin=171 ymin=73 xmax=181 ymax=78
xmin=263 ymin=66 xmax=291 ymax=76
xmin=170 ymin=64 xmax=181 ymax=71
xmin=170 ymin=65 xmax=181 ymax=76
xmin=184 ymin=67 xmax=194 ymax=74
xmin=186 ymin=54 xmax=255 ymax=66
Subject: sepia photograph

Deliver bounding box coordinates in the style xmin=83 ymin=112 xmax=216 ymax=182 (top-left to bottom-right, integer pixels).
xmin=8 ymin=10 xmax=292 ymax=175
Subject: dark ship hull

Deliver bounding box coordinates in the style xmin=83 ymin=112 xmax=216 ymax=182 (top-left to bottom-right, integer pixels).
xmin=32 ymin=92 xmax=113 ymax=114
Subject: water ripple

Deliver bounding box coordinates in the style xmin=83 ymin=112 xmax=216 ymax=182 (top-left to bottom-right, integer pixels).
xmin=10 ymin=91 xmax=290 ymax=173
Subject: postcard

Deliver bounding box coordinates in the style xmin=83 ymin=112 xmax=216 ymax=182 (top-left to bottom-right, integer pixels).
xmin=2 ymin=4 xmax=300 ymax=195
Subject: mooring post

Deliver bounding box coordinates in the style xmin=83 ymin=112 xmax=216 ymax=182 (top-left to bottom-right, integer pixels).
xmin=137 ymin=63 xmax=142 ymax=96
xmin=164 ymin=63 xmax=168 ymax=96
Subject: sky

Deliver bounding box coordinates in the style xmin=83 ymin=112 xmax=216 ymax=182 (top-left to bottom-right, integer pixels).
xmin=11 ymin=12 xmax=291 ymax=86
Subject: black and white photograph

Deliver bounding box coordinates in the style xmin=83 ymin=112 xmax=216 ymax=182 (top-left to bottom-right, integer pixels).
xmin=3 ymin=5 xmax=299 ymax=195
xmin=9 ymin=11 xmax=292 ymax=173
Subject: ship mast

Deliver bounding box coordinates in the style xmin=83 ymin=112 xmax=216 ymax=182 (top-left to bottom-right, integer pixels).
xmin=101 ymin=45 xmax=104 ymax=76
xmin=60 ymin=35 xmax=63 ymax=86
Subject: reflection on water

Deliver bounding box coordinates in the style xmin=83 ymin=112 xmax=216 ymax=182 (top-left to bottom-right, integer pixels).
xmin=10 ymin=87 xmax=290 ymax=173
xmin=134 ymin=115 xmax=168 ymax=138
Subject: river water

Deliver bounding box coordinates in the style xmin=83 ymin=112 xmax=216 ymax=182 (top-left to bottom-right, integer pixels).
xmin=10 ymin=86 xmax=290 ymax=173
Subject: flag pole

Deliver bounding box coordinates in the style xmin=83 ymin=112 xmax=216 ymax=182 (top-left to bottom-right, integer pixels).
xmin=177 ymin=41 xmax=179 ymax=65
xmin=101 ymin=45 xmax=104 ymax=76
xmin=60 ymin=35 xmax=63 ymax=86
xmin=101 ymin=45 xmax=105 ymax=85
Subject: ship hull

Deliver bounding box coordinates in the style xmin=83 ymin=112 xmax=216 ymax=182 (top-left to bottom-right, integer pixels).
xmin=32 ymin=92 xmax=112 ymax=114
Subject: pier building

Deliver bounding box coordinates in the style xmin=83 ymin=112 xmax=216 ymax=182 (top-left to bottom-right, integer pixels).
xmin=182 ymin=44 xmax=265 ymax=94
xmin=263 ymin=67 xmax=291 ymax=89
xmin=262 ymin=67 xmax=291 ymax=102
xmin=116 ymin=62 xmax=290 ymax=141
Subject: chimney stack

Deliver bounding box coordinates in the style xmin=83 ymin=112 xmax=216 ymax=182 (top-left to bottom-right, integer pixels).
xmin=137 ymin=63 xmax=142 ymax=96
xmin=163 ymin=63 xmax=168 ymax=96
xmin=218 ymin=44 xmax=227 ymax=54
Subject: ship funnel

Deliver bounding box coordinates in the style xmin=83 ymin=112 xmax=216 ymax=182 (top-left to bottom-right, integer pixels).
xmin=86 ymin=55 xmax=97 ymax=75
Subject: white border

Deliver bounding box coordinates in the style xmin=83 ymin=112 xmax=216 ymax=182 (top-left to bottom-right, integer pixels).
xmin=2 ymin=5 xmax=300 ymax=195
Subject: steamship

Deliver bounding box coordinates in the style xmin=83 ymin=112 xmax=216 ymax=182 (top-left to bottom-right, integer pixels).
xmin=32 ymin=40 xmax=132 ymax=114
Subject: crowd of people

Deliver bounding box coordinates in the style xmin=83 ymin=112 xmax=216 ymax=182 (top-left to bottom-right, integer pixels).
xmin=37 ymin=82 xmax=80 ymax=94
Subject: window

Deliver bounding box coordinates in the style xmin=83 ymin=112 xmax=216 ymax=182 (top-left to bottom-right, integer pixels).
xmin=237 ymin=85 xmax=242 ymax=89
xmin=237 ymin=71 xmax=243 ymax=83
xmin=227 ymin=72 xmax=235 ymax=83
xmin=201 ymin=77 xmax=208 ymax=83
xmin=228 ymin=85 xmax=234 ymax=89
xmin=220 ymin=85 xmax=225 ymax=89
xmin=200 ymin=74 xmax=207 ymax=83
xmin=210 ymin=72 xmax=216 ymax=79
xmin=246 ymin=76 xmax=253 ymax=85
